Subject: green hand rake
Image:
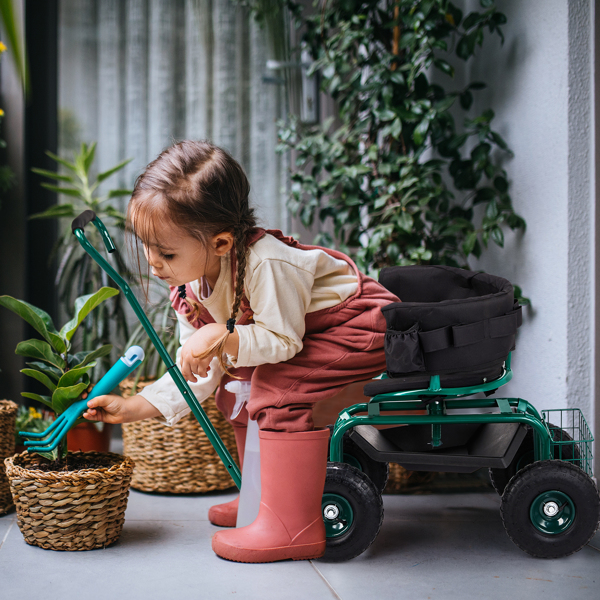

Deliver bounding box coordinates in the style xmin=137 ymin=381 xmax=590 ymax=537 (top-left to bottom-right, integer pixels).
xmin=69 ymin=210 xmax=242 ymax=489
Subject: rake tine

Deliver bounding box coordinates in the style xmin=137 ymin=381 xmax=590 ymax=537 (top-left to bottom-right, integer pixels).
xmin=23 ymin=415 xmax=67 ymax=447
xmin=18 ymin=416 xmax=63 ymax=440
xmin=25 ymin=416 xmax=73 ymax=453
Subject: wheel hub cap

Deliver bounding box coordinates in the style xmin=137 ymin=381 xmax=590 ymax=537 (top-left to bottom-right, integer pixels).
xmin=530 ymin=490 xmax=575 ymax=535
xmin=322 ymin=493 xmax=354 ymax=538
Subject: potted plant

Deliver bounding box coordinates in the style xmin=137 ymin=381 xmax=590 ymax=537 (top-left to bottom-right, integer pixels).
xmin=119 ymin=283 xmax=239 ymax=494
xmin=30 ymin=142 xmax=135 ymax=450
xmin=30 ymin=142 xmax=134 ymax=373
xmin=0 ymin=287 xmax=135 ymax=551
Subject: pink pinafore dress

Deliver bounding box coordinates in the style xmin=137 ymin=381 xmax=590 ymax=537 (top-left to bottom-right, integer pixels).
xmin=170 ymin=229 xmax=399 ymax=432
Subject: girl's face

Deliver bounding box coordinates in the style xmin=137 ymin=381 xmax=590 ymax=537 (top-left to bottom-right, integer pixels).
xmin=139 ymin=217 xmax=233 ymax=287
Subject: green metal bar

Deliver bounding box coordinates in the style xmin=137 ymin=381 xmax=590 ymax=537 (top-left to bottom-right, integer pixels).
xmin=329 ymin=406 xmax=553 ymax=462
xmin=368 ymin=362 xmax=513 ymax=404
xmin=73 ymin=222 xmax=242 ymax=490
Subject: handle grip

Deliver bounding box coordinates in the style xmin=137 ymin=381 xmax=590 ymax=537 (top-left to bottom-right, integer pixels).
xmin=87 ymin=346 xmax=145 ymax=400
xmin=71 ymin=210 xmax=97 ymax=233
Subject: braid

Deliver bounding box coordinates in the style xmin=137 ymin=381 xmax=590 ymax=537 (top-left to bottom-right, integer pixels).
xmin=230 ymin=225 xmax=250 ymax=322
xmin=191 ymin=217 xmax=252 ymax=377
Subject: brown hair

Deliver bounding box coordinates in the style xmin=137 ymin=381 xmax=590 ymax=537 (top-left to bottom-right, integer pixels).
xmin=127 ymin=140 xmax=257 ymax=373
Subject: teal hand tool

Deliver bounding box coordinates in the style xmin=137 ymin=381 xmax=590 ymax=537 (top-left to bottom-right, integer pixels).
xmin=69 ymin=210 xmax=242 ymax=489
xmin=20 ymin=345 xmax=145 ymax=453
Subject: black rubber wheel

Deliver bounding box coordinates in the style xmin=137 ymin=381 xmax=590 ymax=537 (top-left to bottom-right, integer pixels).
xmin=327 ymin=426 xmax=389 ymax=494
xmin=489 ymin=423 xmax=580 ymax=496
xmin=318 ymin=462 xmax=384 ymax=562
xmin=501 ymin=460 xmax=600 ymax=558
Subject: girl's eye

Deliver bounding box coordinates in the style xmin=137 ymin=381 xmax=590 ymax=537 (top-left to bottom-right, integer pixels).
xmin=160 ymin=253 xmax=175 ymax=261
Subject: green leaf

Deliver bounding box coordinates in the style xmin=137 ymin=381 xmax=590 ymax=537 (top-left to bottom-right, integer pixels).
xmin=494 ymin=176 xmax=509 ymax=193
xmin=397 ymin=211 xmax=414 ymax=232
xmin=0 ymin=296 xmax=67 ymax=353
xmin=31 ymin=167 xmax=75 ymax=183
xmin=433 ymin=58 xmax=454 ymax=78
xmin=490 ymin=131 xmax=509 ymax=151
xmin=26 ymin=361 xmax=62 ymax=382
xmin=52 ymin=382 xmax=89 ymax=415
xmin=83 ymin=142 xmax=97 ymax=173
xmin=107 ymin=188 xmax=133 ymax=199
xmin=21 ymin=392 xmax=54 ymax=411
xmin=491 ymin=226 xmax=505 ymax=247
xmin=463 ymin=231 xmax=478 ymax=255
xmin=21 ymin=368 xmax=57 ymax=392
xmin=40 ymin=183 xmax=83 ymax=198
xmin=486 ymin=200 xmax=499 ymax=220
xmin=16 ymin=339 xmax=66 ymax=370
xmin=70 ymin=344 xmax=113 ymax=369
xmin=28 ymin=204 xmax=76 ymax=220
xmin=59 ymin=287 xmax=119 ymax=341
xmin=45 ymin=150 xmax=77 ymax=172
xmin=469 ymin=82 xmax=487 ymax=90
xmin=412 ymin=118 xmax=431 ymax=146
xmin=57 ymin=363 xmax=96 ymax=389
xmin=460 ymin=90 xmax=473 ymax=110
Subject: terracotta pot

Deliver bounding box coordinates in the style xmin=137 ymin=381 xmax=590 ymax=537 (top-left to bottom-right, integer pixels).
xmin=67 ymin=422 xmax=113 ymax=453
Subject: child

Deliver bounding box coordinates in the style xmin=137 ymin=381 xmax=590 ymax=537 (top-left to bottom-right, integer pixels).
xmin=83 ymin=140 xmax=399 ymax=563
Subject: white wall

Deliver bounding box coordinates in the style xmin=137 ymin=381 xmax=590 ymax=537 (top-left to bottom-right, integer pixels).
xmin=459 ymin=1 xmax=595 ymax=443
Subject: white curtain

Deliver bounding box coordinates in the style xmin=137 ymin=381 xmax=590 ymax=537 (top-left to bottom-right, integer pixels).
xmin=58 ymin=0 xmax=290 ymax=231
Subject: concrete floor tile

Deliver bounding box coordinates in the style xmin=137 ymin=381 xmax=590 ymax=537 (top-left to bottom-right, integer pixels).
xmin=1 ymin=490 xmax=598 ymax=599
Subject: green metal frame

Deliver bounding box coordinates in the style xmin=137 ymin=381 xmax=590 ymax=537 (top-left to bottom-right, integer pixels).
xmin=329 ymin=355 xmax=558 ymax=467
xmin=73 ymin=218 xmax=242 ymax=489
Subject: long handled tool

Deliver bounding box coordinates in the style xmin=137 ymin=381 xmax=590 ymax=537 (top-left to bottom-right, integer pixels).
xmin=19 ymin=346 xmax=145 ymax=453
xmin=69 ymin=210 xmax=242 ymax=489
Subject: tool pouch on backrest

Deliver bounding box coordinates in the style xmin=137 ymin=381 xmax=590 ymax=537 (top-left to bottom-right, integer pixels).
xmin=379 ymin=265 xmax=522 ymax=378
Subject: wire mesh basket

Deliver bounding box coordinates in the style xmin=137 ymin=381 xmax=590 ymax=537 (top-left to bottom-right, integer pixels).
xmin=542 ymin=408 xmax=594 ymax=477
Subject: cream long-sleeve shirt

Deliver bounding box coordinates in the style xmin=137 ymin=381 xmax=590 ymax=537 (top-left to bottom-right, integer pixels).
xmin=138 ymin=233 xmax=358 ymax=426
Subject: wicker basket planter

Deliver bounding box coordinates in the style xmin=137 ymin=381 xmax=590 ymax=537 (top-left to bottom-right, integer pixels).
xmin=120 ymin=378 xmax=239 ymax=494
xmin=4 ymin=451 xmax=134 ymax=551
xmin=0 ymin=400 xmax=18 ymax=515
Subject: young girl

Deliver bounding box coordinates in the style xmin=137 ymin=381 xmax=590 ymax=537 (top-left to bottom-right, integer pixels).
xmin=83 ymin=140 xmax=399 ymax=564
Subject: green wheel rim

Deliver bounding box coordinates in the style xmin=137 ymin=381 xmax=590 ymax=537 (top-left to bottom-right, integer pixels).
xmin=343 ymin=453 xmax=362 ymax=471
xmin=529 ymin=490 xmax=575 ymax=535
xmin=322 ymin=493 xmax=354 ymax=538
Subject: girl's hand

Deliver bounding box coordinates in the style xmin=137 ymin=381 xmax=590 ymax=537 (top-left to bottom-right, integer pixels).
xmin=180 ymin=324 xmax=224 ymax=382
xmin=83 ymin=393 xmax=161 ymax=424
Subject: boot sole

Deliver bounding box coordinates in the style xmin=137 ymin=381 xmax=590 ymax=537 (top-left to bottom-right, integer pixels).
xmin=212 ymin=539 xmax=326 ymax=563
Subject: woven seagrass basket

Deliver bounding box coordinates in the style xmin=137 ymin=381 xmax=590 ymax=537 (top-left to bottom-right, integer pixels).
xmin=4 ymin=451 xmax=134 ymax=550
xmin=120 ymin=378 xmax=239 ymax=494
xmin=0 ymin=400 xmax=18 ymax=514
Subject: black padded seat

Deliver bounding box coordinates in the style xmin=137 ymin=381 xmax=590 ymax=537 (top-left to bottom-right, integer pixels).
xmin=363 ymin=365 xmax=504 ymax=397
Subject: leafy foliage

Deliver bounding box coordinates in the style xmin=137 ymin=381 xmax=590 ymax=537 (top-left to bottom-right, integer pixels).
xmin=0 ymin=287 xmax=118 ymax=459
xmin=30 ymin=143 xmax=134 ymax=372
xmin=267 ymin=0 xmax=525 ymax=286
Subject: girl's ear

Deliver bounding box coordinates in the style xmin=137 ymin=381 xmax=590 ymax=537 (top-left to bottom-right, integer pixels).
xmin=212 ymin=231 xmax=234 ymax=256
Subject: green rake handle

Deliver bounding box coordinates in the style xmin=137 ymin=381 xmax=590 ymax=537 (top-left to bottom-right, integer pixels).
xmin=71 ymin=210 xmax=242 ymax=489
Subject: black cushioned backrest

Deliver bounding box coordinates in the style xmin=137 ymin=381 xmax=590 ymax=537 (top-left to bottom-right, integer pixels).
xmin=379 ymin=265 xmax=502 ymax=303
xmin=378 ymin=265 xmax=518 ymax=376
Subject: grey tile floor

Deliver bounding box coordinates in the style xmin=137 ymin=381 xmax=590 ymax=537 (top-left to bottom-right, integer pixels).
xmin=1 ymin=483 xmax=598 ymax=600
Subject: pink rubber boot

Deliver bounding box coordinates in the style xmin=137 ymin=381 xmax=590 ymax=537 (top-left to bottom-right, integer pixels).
xmin=212 ymin=428 xmax=329 ymax=563
xmin=208 ymin=425 xmax=247 ymax=527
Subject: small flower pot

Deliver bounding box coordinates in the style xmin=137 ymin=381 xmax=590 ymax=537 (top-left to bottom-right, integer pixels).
xmin=0 ymin=400 xmax=18 ymax=514
xmin=4 ymin=451 xmax=134 ymax=551
xmin=67 ymin=421 xmax=113 ymax=453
